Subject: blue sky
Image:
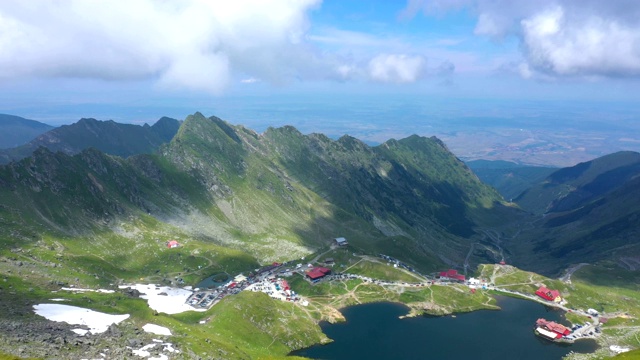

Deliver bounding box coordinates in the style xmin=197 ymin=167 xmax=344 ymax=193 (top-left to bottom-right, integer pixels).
xmin=0 ymin=0 xmax=639 ymax=129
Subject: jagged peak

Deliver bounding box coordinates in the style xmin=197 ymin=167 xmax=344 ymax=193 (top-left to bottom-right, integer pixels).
xmin=264 ymin=125 xmax=304 ymax=137
xmin=337 ymin=134 xmax=369 ymax=150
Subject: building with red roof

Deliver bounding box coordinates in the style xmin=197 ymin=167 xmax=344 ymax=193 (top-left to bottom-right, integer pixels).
xmin=439 ymin=269 xmax=466 ymax=282
xmin=535 ymin=286 xmax=561 ymax=302
xmin=167 ymin=240 xmax=180 ymax=249
xmin=281 ymin=280 xmax=290 ymax=291
xmin=535 ymin=318 xmax=571 ymax=340
xmin=306 ymin=267 xmax=332 ymax=282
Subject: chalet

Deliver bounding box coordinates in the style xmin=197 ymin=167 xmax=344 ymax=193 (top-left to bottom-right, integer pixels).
xmin=167 ymin=240 xmax=180 ymax=249
xmin=334 ymin=237 xmax=348 ymax=246
xmin=535 ymin=286 xmax=562 ymax=302
xmin=306 ymin=267 xmax=332 ymax=282
xmin=535 ymin=318 xmax=571 ymax=340
xmin=439 ymin=269 xmax=466 ymax=282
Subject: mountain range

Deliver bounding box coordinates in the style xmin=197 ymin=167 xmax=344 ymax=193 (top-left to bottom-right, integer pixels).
xmin=0 ymin=112 xmax=510 ymax=275
xmin=506 ymin=152 xmax=640 ymax=273
xmin=1 ymin=112 xmax=639 ymax=277
xmin=0 ymin=116 xmax=180 ymax=164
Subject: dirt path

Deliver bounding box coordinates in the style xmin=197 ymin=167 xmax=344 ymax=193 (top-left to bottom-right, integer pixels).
xmin=560 ymin=263 xmax=589 ymax=283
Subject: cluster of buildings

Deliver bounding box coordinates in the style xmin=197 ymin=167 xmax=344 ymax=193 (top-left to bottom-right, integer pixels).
xmin=246 ymin=277 xmax=301 ymax=303
xmin=186 ymin=274 xmax=249 ymax=308
xmin=535 ymin=318 xmax=571 ymax=340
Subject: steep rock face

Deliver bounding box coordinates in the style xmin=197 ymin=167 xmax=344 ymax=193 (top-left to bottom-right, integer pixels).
xmin=0 ymin=117 xmax=181 ymax=164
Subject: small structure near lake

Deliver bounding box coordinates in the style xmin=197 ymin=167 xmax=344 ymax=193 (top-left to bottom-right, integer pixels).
xmin=535 ymin=318 xmax=571 ymax=340
xmin=535 ymin=286 xmax=562 ymax=302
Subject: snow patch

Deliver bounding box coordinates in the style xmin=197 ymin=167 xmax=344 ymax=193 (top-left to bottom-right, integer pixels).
xmin=71 ymin=328 xmax=89 ymax=336
xmin=610 ymin=345 xmax=631 ymax=354
xmin=61 ymin=287 xmax=115 ymax=294
xmin=33 ymin=304 xmax=129 ymax=334
xmin=129 ymin=341 xmax=179 ymax=358
xmin=142 ymin=324 xmax=172 ymax=336
xmin=119 ymin=284 xmax=205 ymax=315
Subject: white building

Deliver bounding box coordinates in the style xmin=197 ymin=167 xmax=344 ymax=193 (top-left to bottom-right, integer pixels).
xmin=468 ymin=277 xmax=481 ymax=285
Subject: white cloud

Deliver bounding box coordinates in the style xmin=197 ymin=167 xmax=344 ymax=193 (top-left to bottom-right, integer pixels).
xmin=0 ymin=0 xmax=321 ymax=94
xmin=240 ymin=77 xmax=260 ymax=84
xmin=368 ymin=54 xmax=426 ymax=83
xmin=401 ymin=0 xmax=640 ymax=78
xmin=521 ymin=5 xmax=640 ymax=77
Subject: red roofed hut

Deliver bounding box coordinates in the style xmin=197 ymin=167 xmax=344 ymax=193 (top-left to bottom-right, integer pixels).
xmin=167 ymin=240 xmax=180 ymax=249
xmin=536 ymin=318 xmax=570 ymax=336
xmin=535 ymin=286 xmax=561 ymax=302
xmin=306 ymin=267 xmax=332 ymax=282
xmin=439 ymin=269 xmax=466 ymax=282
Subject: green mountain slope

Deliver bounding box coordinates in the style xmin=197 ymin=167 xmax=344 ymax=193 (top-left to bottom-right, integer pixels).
xmin=466 ymin=159 xmax=556 ymax=200
xmin=0 ymin=116 xmax=180 ymax=164
xmin=0 ymin=112 xmax=507 ymax=276
xmin=504 ymin=152 xmax=640 ymax=274
xmin=514 ymin=151 xmax=640 ymax=215
xmin=0 ymin=114 xmax=54 ymax=149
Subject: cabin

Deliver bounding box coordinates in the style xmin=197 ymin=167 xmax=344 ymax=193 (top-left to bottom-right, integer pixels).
xmin=306 ymin=267 xmax=332 ymax=282
xmin=167 ymin=240 xmax=180 ymax=249
xmin=536 ymin=318 xmax=570 ymax=339
xmin=439 ymin=269 xmax=466 ymax=282
xmin=334 ymin=237 xmax=348 ymax=246
xmin=535 ymin=286 xmax=562 ymax=302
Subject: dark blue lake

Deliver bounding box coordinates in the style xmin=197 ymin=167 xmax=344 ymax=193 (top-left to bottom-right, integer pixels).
xmin=292 ymin=296 xmax=597 ymax=360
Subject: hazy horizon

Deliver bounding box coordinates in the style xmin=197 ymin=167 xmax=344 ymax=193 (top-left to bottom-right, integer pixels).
xmin=1 ymin=0 xmax=640 ymax=166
